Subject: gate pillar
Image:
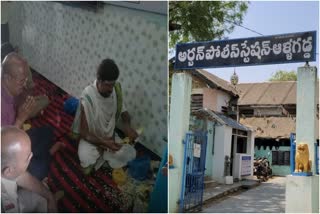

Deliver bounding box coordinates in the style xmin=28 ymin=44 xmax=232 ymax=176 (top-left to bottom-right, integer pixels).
xmin=169 ymin=72 xmax=192 ymax=212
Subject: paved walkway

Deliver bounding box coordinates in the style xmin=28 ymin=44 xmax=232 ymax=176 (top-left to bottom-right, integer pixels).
xmin=201 ymin=177 xmax=286 ymax=213
xmin=203 ymin=178 xmax=259 ymax=202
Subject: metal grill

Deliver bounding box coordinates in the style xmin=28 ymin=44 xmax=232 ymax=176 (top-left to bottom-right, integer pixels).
xmin=290 ymin=133 xmax=296 ymax=174
xmin=179 ymin=131 xmax=207 ymax=212
xmin=315 ymin=141 xmax=319 ymax=175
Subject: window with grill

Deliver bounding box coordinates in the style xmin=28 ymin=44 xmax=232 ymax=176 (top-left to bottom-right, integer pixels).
xmin=272 ymin=151 xmax=290 ymax=165
xmin=191 ymin=94 xmax=203 ymax=111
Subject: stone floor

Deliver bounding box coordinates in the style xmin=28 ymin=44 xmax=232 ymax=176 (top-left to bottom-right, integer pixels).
xmin=203 ymin=177 xmax=260 ymax=202
xmin=201 ymin=176 xmax=286 ymax=213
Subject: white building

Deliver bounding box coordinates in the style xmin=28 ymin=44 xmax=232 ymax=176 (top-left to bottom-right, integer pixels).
xmin=189 ymin=69 xmax=255 ymax=183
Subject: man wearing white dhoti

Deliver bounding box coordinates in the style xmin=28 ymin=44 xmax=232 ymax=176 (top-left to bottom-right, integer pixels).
xmin=71 ymin=59 xmax=138 ymax=174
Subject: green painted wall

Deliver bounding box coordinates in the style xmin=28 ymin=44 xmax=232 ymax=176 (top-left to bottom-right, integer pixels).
xmin=205 ymin=122 xmax=214 ymax=177
xmin=254 ymin=146 xmax=291 ymax=176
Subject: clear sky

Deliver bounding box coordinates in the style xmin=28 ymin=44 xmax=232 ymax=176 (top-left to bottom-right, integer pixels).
xmin=205 ymin=1 xmax=319 ymax=83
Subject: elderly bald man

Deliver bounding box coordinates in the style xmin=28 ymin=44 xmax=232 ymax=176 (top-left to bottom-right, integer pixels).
xmin=1 ymin=52 xmax=49 ymax=125
xmin=1 ymin=126 xmax=57 ymax=212
xmin=1 ymin=53 xmax=54 ymax=181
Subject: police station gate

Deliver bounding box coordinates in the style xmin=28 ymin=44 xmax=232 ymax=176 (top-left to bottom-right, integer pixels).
xmin=179 ymin=131 xmax=207 ymax=212
xmin=174 ymin=31 xmax=316 ymax=212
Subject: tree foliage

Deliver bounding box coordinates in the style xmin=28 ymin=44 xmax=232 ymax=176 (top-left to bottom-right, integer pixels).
xmin=169 ymin=1 xmax=249 ymax=47
xmin=269 ymin=70 xmax=297 ymax=81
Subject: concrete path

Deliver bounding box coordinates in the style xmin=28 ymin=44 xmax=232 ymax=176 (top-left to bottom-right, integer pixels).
xmin=201 ymin=177 xmax=286 ymax=213
xmin=203 ymin=179 xmax=259 ymax=202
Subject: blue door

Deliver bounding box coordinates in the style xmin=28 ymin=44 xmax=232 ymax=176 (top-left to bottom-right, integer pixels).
xmin=179 ymin=131 xmax=207 ymax=212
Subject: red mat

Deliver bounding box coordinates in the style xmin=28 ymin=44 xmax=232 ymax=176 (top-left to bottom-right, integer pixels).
xmin=29 ymin=71 xmax=127 ymax=212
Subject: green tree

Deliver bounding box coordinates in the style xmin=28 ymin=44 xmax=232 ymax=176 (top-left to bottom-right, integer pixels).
xmin=269 ymin=70 xmax=297 ymax=81
xmin=169 ymin=1 xmax=249 ymax=47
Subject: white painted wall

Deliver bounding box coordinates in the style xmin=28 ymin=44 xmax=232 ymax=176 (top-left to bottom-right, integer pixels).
xmin=209 ymin=122 xmax=254 ymax=183
xmin=168 ymin=73 xmax=192 ymax=213
xmin=6 ymin=1 xmax=167 ymax=156
xmin=191 ymin=88 xmax=203 ymax=94
xmin=211 ymin=125 xmax=225 ymax=183
xmin=232 ymin=130 xmax=255 ymax=179
xmin=216 ymin=90 xmax=231 ymax=113
xmin=285 ymin=175 xmax=319 ymax=213
xmin=1 ymin=1 xmax=9 ymax=24
xmin=296 ymin=66 xmax=318 ymax=173
xmin=285 ymin=65 xmax=319 ymax=213
xmin=211 ymin=125 xmax=232 ymax=183
xmin=248 ymin=131 xmax=255 ymax=177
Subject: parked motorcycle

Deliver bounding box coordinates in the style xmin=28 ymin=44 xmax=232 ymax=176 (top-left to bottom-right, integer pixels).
xmin=253 ymin=153 xmax=272 ymax=182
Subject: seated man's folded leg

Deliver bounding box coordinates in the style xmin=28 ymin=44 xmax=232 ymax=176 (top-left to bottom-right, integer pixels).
xmin=26 ymin=126 xmax=54 ymax=180
xmin=27 ymin=125 xmax=54 ymax=159
xmin=78 ymin=139 xmax=101 ymax=174
xmin=18 ymin=188 xmax=48 ymax=212
xmin=27 ymin=156 xmax=50 ymax=181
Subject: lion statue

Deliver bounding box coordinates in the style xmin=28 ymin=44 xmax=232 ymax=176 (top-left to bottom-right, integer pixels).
xmin=295 ymin=143 xmax=312 ymax=173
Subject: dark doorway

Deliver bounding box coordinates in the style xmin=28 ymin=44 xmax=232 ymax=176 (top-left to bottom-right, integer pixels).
xmin=230 ymin=135 xmax=235 ymax=176
xmin=237 ymin=137 xmax=247 ymax=153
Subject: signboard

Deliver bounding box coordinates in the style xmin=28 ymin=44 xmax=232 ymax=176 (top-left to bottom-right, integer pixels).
xmin=241 ymin=155 xmax=251 ymax=176
xmin=175 ymin=31 xmax=317 ymax=70
xmin=193 ymin=143 xmax=201 ymax=158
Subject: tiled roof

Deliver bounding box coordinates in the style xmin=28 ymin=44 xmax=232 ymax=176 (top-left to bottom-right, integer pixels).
xmin=192 ymin=108 xmax=251 ymax=131
xmin=192 ymin=69 xmax=239 ymax=97
xmin=237 ymin=81 xmax=319 ymax=106
xmin=237 ymin=82 xmax=297 ymax=106
xmin=240 ymin=116 xmax=296 ymax=139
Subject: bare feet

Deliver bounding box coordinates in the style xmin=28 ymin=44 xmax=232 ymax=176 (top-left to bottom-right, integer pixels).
xmin=22 ymin=123 xmax=32 ymax=131
xmin=82 ymin=165 xmax=94 ymax=175
xmin=42 ymin=178 xmax=65 ymax=201
xmin=42 ymin=177 xmax=49 ymax=189
xmin=49 ymin=141 xmax=65 ymax=155
xmin=54 ymin=190 xmax=64 ymax=201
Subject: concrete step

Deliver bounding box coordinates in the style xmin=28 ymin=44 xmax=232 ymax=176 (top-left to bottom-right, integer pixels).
xmin=203 ymin=184 xmax=242 ymax=202
xmin=203 ymin=180 xmax=261 ymax=204
xmin=204 ymin=176 xmax=212 ymax=181
xmin=204 ymin=179 xmax=219 ymax=189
